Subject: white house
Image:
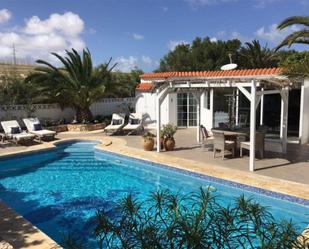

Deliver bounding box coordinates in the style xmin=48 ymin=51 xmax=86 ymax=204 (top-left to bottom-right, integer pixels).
xmin=135 ymin=68 xmax=309 ymax=171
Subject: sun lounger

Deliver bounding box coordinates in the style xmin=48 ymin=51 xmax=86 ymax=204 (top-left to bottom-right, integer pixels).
xmin=123 ymin=113 xmax=144 ymax=135
xmin=23 ymin=118 xmax=56 ymax=141
xmin=1 ymin=120 xmax=35 ymax=144
xmin=104 ymin=113 xmax=126 ymax=135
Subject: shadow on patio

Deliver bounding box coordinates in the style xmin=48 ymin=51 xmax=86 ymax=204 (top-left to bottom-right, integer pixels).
xmin=123 ymin=128 xmax=309 ymax=186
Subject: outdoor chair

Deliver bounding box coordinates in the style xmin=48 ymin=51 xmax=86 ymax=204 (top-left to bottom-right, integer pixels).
xmin=200 ymin=125 xmax=213 ymax=150
xmin=1 ymin=120 xmax=35 ymax=144
xmin=212 ymin=131 xmax=235 ymax=160
xmin=240 ymin=132 xmax=265 ymax=159
xmin=23 ymin=118 xmax=56 ymax=141
xmin=238 ymin=114 xmax=248 ymax=128
xmin=104 ymin=113 xmax=126 ymax=135
xmin=122 ymin=113 xmax=144 ymax=135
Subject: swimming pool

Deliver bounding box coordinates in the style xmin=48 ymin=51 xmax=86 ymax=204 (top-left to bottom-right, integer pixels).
xmin=0 ymin=140 xmax=308 ymax=247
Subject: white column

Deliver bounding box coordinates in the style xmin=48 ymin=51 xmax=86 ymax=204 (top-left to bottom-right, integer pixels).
xmin=249 ymin=81 xmax=257 ymax=171
xmin=196 ymin=95 xmax=201 ymax=143
xmin=299 ymin=78 xmax=309 ymax=144
xmin=260 ymin=88 xmax=264 ymax=126
xmin=280 ymin=88 xmax=289 ymax=153
xmin=156 ymin=91 xmax=161 ymax=152
xmin=210 ymin=88 xmax=214 ymax=128
xmin=236 ymin=88 xmax=239 ymax=126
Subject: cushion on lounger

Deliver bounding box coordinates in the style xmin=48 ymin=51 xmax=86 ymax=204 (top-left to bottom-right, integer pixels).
xmin=33 ymin=123 xmax=42 ymax=131
xmin=112 ymin=119 xmax=123 ymax=125
xmin=11 ymin=126 xmax=20 ymax=134
xmin=129 ymin=118 xmax=140 ymax=125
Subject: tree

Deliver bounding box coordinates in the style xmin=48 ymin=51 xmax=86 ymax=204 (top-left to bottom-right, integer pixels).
xmin=276 ymin=16 xmax=309 ymax=50
xmin=279 ymin=51 xmax=309 ymax=79
xmin=101 ymin=67 xmax=143 ymax=98
xmin=27 ymin=48 xmax=116 ymax=122
xmin=239 ymin=40 xmax=279 ymax=68
xmin=157 ymin=37 xmax=242 ymax=72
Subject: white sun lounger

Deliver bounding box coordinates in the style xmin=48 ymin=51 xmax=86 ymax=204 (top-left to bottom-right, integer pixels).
xmin=1 ymin=120 xmax=35 ymax=144
xmin=104 ymin=113 xmax=126 ymax=135
xmin=23 ymin=118 xmax=56 ymax=141
xmin=122 ymin=113 xmax=143 ymax=135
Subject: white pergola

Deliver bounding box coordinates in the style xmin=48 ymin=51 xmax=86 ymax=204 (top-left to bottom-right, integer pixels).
xmin=154 ymin=75 xmax=292 ymax=171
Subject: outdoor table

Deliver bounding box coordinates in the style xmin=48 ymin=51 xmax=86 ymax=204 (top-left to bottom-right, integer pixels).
xmin=211 ymin=128 xmax=250 ymax=155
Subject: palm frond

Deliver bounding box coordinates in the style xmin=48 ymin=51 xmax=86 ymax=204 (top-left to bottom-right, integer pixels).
xmin=277 ymin=16 xmax=309 ymax=30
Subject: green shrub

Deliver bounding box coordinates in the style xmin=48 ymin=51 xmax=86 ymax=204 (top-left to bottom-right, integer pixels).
xmin=62 ymin=188 xmax=308 ymax=248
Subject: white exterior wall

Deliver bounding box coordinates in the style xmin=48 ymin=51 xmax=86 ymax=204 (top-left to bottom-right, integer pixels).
xmin=200 ymin=90 xmax=214 ymax=130
xmin=299 ymin=78 xmax=309 ymax=144
xmin=0 ymin=98 xmax=135 ymax=126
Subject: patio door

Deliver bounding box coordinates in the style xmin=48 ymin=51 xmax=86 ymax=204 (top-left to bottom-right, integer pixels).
xmin=177 ymin=93 xmax=197 ymax=127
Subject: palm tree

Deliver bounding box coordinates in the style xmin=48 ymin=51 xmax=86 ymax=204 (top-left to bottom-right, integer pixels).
xmin=276 ymin=16 xmax=309 ymax=50
xmin=239 ymin=40 xmax=279 ymax=68
xmin=27 ymin=48 xmax=116 ymax=122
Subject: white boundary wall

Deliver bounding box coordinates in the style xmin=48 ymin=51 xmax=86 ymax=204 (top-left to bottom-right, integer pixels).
xmin=0 ymin=98 xmax=135 ymax=125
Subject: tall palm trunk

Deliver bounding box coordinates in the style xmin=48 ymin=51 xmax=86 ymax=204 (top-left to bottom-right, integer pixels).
xmin=76 ymin=107 xmax=93 ymax=123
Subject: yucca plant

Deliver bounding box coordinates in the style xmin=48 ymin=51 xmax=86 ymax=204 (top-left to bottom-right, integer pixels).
xmin=27 ymin=48 xmax=116 ymax=122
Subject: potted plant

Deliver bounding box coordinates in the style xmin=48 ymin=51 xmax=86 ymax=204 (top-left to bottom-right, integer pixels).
xmin=161 ymin=124 xmax=177 ymax=151
xmin=141 ymin=132 xmax=155 ymax=151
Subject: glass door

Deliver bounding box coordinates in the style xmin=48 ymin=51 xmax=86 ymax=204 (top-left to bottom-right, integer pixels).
xmin=177 ymin=93 xmax=197 ymax=127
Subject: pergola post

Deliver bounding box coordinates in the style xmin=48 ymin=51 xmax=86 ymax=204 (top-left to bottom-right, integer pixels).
xmin=260 ymin=88 xmax=264 ymax=125
xmin=193 ymin=93 xmax=201 ymax=143
xmin=236 ymin=88 xmax=239 ymax=126
xmin=156 ymin=89 xmax=161 ymax=152
xmin=249 ymin=80 xmax=257 ymax=171
xmin=280 ymin=88 xmax=289 ymax=153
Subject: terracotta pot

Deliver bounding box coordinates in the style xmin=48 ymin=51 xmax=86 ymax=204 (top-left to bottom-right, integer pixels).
xmin=164 ymin=138 xmax=175 ymax=151
xmin=160 ymin=137 xmax=164 ymax=150
xmin=142 ymin=138 xmax=154 ymax=151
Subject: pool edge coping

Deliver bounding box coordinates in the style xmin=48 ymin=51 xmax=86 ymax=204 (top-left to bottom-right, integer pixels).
xmin=0 ymin=136 xmax=309 ymax=248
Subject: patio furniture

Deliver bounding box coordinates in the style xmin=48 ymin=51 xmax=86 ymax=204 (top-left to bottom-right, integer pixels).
xmin=104 ymin=113 xmax=126 ymax=135
xmin=200 ymin=125 xmax=213 ymax=149
xmin=240 ymin=132 xmax=265 ymax=159
xmin=122 ymin=113 xmax=144 ymax=135
xmin=212 ymin=131 xmax=235 ymax=160
xmin=1 ymin=120 xmax=35 ymax=144
xmin=238 ymin=114 xmax=248 ymax=128
xmin=23 ymin=118 xmax=56 ymax=141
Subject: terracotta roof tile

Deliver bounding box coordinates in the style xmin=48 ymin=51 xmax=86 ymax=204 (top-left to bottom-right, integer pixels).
xmin=136 ymin=83 xmax=153 ymax=91
xmin=140 ymin=68 xmax=283 ymax=80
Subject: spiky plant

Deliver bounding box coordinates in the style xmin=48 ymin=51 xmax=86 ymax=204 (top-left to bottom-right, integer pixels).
xmin=27 ymin=48 xmax=116 ymax=122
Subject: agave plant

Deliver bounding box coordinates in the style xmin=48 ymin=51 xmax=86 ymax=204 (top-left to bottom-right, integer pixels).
xmin=27 ymin=48 xmax=116 ymax=122
xmin=276 ymin=16 xmax=309 ymax=50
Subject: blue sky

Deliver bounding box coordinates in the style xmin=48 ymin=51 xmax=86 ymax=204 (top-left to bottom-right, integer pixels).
xmin=0 ymin=0 xmax=308 ymax=72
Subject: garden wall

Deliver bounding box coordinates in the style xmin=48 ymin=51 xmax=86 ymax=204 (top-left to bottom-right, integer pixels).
xmin=0 ymin=97 xmax=135 ymax=126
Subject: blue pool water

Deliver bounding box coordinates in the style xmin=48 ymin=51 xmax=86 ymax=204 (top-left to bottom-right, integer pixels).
xmin=0 ymin=141 xmax=308 ymax=246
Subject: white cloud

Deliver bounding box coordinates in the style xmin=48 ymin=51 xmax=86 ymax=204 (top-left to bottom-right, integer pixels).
xmin=142 ymin=55 xmax=152 ymax=65
xmin=115 ymin=56 xmax=139 ymax=72
xmin=114 ymin=55 xmax=158 ymax=72
xmin=252 ymin=0 xmax=280 ymax=8
xmin=162 ymin=6 xmax=169 ymax=12
xmin=231 ymin=31 xmax=252 ymax=43
xmin=0 ymin=9 xmax=11 ymax=24
xmin=185 ymin=0 xmax=238 ymax=6
xmin=210 ymin=37 xmax=217 ymax=42
xmin=167 ymin=40 xmax=188 ymax=50
xmin=0 ymin=11 xmax=85 ymax=63
xmin=255 ymin=23 xmax=300 ymax=44
xmin=131 ymin=33 xmax=144 ymax=40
